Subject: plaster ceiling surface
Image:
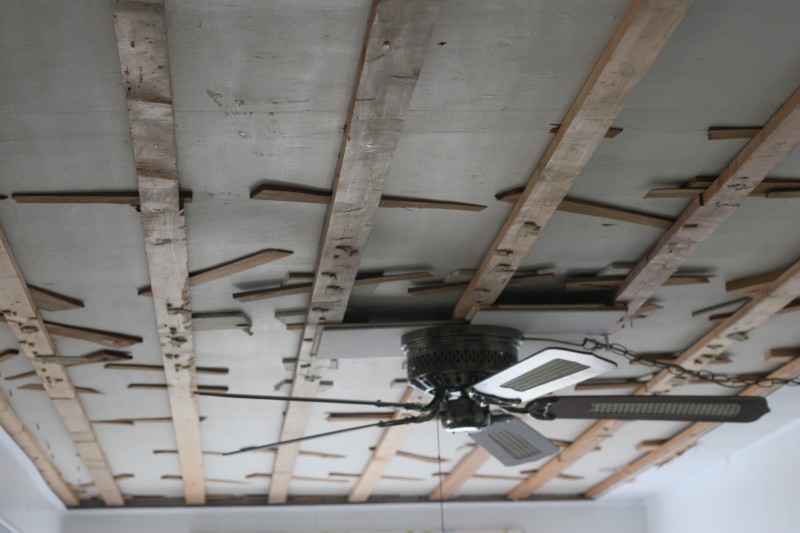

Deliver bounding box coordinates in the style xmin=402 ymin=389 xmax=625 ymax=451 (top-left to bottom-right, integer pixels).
xmin=1 ymin=0 xmax=800 ymax=510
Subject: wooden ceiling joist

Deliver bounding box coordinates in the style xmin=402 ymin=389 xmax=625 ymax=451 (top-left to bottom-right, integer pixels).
xmin=565 ymin=274 xmax=709 ymax=292
xmin=0 ymin=317 xmax=142 ymax=348
xmin=27 ymin=285 xmax=84 ymax=312
xmin=0 ymin=391 xmax=79 ymax=506
xmin=250 ymin=183 xmax=486 ymax=212
xmin=707 ymin=126 xmax=762 ymax=140
xmin=507 ymin=251 xmax=800 ymax=500
xmin=586 ymin=354 xmax=800 ymax=498
xmin=452 ymin=0 xmax=692 ymax=320
xmin=408 ymin=272 xmax=554 ymax=297
xmin=0 ymin=226 xmax=123 ymax=505
xmin=113 ymin=0 xmax=205 ymax=505
xmin=12 ymin=190 xmax=193 ymax=205
xmin=433 ymin=0 xmax=693 ymax=499
xmin=0 ymin=349 xmax=19 ymax=364
xmin=616 ymin=87 xmax=800 ymax=317
xmin=267 ymin=0 xmax=441 ymax=504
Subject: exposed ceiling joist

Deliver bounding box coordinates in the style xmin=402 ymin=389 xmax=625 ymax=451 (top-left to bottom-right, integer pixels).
xmin=112 ymin=0 xmax=205 ymax=505
xmin=267 ymin=0 xmax=441 ymax=504
xmin=586 ymin=354 xmax=800 ymax=498
xmin=433 ymin=0 xmax=692 ymax=499
xmin=451 ymin=0 xmax=692 ymax=320
xmin=615 ymin=86 xmax=800 ymax=316
xmin=507 ymin=251 xmax=800 ymax=500
xmin=0 ymin=227 xmax=123 ymax=506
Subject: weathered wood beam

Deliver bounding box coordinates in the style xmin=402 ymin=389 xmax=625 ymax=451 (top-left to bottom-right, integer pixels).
xmin=19 ymin=383 xmax=102 ymax=395
xmin=138 ymin=248 xmax=292 ymax=296
xmin=234 ymin=270 xmax=432 ymax=303
xmin=497 ymin=190 xmax=673 ymax=229
xmin=348 ymin=389 xmax=427 ymax=502
xmin=12 ymin=191 xmax=193 ymax=205
xmin=507 ymin=252 xmax=800 ymax=500
xmin=549 ymin=124 xmax=623 ymax=138
xmin=36 ymin=350 xmax=133 ymax=366
xmin=0 ymin=227 xmax=123 ymax=505
xmin=4 ymin=370 xmax=38 ymax=381
xmin=247 ymin=473 xmax=348 ymax=484
xmin=113 ymin=0 xmax=205 ymax=505
xmin=0 ymin=349 xmax=19 ymax=364
xmin=616 ymin=86 xmax=800 ymax=317
xmin=162 ymin=475 xmax=247 ymax=486
xmin=128 ymin=384 xmax=228 ymax=394
xmin=104 ymin=363 xmax=228 ymax=375
xmin=565 ymin=274 xmax=709 ymax=292
xmin=250 ymin=183 xmax=486 ymax=212
xmin=27 ymin=285 xmax=84 ymax=312
xmin=452 ymin=0 xmax=691 ymax=320
xmin=0 ymin=317 xmax=142 ymax=348
xmin=726 ymin=268 xmax=784 ymax=295
xmin=408 ymin=273 xmax=554 ymax=296
xmin=93 ymin=417 xmax=175 ymax=425
xmin=0 ymin=391 xmax=79 ymax=506
xmin=764 ymin=347 xmax=800 ymax=362
xmin=332 ymin=471 xmax=424 ymax=482
xmin=645 ymin=177 xmax=800 ymax=198
xmin=269 ymin=0 xmax=440 ymax=504
xmin=586 ymin=354 xmax=800 ymax=498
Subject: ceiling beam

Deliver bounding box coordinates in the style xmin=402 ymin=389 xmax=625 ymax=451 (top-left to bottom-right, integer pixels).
xmin=113 ymin=0 xmax=205 ymax=505
xmin=0 ymin=390 xmax=79 ymax=506
xmin=507 ymin=251 xmax=800 ymax=500
xmin=267 ymin=0 xmax=441 ymax=504
xmin=615 ymin=86 xmax=800 ymax=316
xmin=0 ymin=227 xmax=123 ymax=506
xmin=451 ymin=0 xmax=692 ymax=320
xmin=585 ymin=354 xmax=800 ymax=498
xmin=348 ymin=388 xmax=427 ymax=502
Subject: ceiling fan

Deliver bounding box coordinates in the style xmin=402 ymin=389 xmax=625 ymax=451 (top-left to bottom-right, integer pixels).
xmin=200 ymin=325 xmax=769 ymax=466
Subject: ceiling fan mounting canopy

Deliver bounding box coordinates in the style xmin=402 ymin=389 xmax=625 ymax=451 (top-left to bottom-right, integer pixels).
xmin=401 ymin=325 xmax=522 ymax=395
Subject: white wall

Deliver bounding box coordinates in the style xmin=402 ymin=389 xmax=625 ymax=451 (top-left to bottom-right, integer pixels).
xmin=63 ymin=501 xmax=646 ymax=533
xmin=646 ymin=418 xmax=800 ymax=533
xmin=0 ymin=429 xmax=63 ymax=533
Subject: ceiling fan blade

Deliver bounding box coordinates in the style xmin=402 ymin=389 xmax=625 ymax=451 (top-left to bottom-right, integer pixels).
xmin=469 ymin=416 xmax=559 ymax=466
xmin=223 ymin=422 xmax=383 ymax=456
xmin=471 ymin=348 xmax=616 ymax=404
xmin=198 ymin=391 xmax=425 ymax=410
xmin=526 ymin=396 xmax=769 ymax=423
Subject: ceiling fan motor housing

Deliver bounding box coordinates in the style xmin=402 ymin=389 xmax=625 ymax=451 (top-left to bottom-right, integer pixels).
xmin=401 ymin=325 xmax=522 ymax=395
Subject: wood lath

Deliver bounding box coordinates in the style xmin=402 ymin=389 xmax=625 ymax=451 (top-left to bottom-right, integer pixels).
xmin=585 ymin=354 xmax=800 ymax=498
xmin=0 ymin=227 xmax=123 ymax=506
xmin=432 ymin=0 xmax=692 ymax=499
xmin=615 ymin=86 xmax=800 ymax=317
xmin=267 ymin=0 xmax=441 ymax=504
xmin=452 ymin=0 xmax=692 ymax=320
xmin=507 ymin=251 xmax=800 ymax=500
xmin=113 ymin=0 xmax=205 ymax=505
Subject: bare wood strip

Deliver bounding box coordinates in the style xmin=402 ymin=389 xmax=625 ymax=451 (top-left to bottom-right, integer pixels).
xmin=4 ymin=370 xmax=37 ymax=381
xmin=234 ymin=270 xmax=432 ymax=303
xmin=0 ymin=349 xmax=19 ymax=364
xmin=434 ymin=472 xmax=527 ymax=482
xmin=251 ymin=183 xmax=485 ymax=212
xmin=636 ymin=439 xmax=667 ymax=452
xmin=616 ymin=87 xmax=800 ymax=317
xmin=28 ymin=285 xmax=84 ymax=312
xmin=0 ymin=392 xmax=79 ymax=506
xmin=586 ymin=355 xmax=800 ymax=498
xmin=566 ymin=274 xmax=709 ymax=292
xmin=74 ymin=474 xmax=135 ymax=490
xmin=138 ymin=248 xmax=293 ymax=296
xmin=12 ymin=191 xmax=192 ymax=205
xmin=428 ymin=446 xmax=492 ymax=501
xmin=43 ymin=321 xmax=142 ymax=348
xmin=93 ymin=417 xmax=175 ymax=425
xmin=254 ymin=448 xmax=345 ymax=460
xmin=453 ymin=0 xmax=691 ymax=319
xmin=766 ymin=189 xmax=800 ymax=198
xmin=37 ymin=350 xmax=133 ymax=366
xmin=18 ymin=383 xmax=102 ymax=395
xmin=726 ymin=268 xmax=784 ymax=295
xmin=508 ymin=252 xmax=800 ymax=500
xmin=162 ymin=475 xmax=247 ymax=486
xmin=247 ymin=473 xmax=348 ymax=484
xmin=269 ymin=0 xmax=441 ymax=504
xmin=707 ymin=126 xmax=761 ymax=140
xmin=348 ymin=389 xmax=428 ymax=502
xmin=764 ymin=347 xmax=800 ymax=362
xmin=496 ymin=189 xmax=674 ymax=229
xmin=549 ymin=124 xmax=623 ymax=138
xmin=647 ymin=179 xmax=800 ymax=199
xmin=104 ymin=363 xmax=229 ymax=375
xmin=644 ymin=188 xmax=704 ymax=199
xmin=113 ymin=0 xmax=205 ymax=504
xmin=409 ymin=273 xmax=554 ymax=296
xmin=0 ymin=227 xmax=122 ymax=505
xmin=332 ymin=471 xmax=424 ymax=482
xmin=394 ymin=449 xmax=448 ymax=464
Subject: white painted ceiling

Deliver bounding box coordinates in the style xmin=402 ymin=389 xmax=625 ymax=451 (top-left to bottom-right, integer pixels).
xmin=1 ymin=0 xmax=800 ymax=506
